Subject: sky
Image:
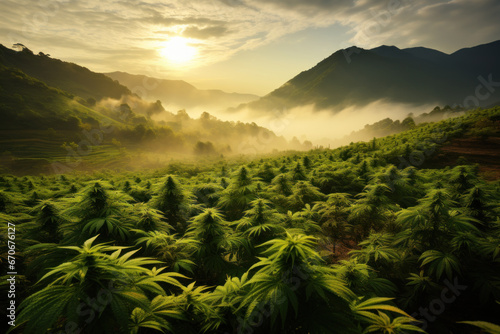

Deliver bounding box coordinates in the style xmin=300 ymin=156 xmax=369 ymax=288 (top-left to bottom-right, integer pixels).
xmin=1 ymin=0 xmax=500 ymax=95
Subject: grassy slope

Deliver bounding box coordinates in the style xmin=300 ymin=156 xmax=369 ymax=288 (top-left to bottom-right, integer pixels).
xmin=0 ymin=66 xmax=120 ymax=129
xmin=0 ymin=66 xmax=127 ymax=173
xmin=0 ymin=44 xmax=131 ymax=100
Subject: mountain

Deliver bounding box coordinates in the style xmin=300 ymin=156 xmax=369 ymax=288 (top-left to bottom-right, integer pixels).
xmin=0 ymin=43 xmax=167 ymax=131
xmin=241 ymin=40 xmax=500 ymax=113
xmin=106 ymin=71 xmax=259 ymax=111
xmin=449 ymin=40 xmax=500 ymax=74
xmin=402 ymin=47 xmax=449 ymax=63
xmin=0 ymin=65 xmax=119 ymax=131
xmin=0 ymin=44 xmax=131 ymax=101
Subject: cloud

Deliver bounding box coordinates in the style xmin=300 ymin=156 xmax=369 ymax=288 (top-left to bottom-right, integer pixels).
xmin=337 ymin=0 xmax=500 ymax=52
xmin=182 ymin=25 xmax=230 ymax=39
xmin=248 ymin=0 xmax=351 ymax=14
xmin=221 ymin=99 xmax=437 ymax=144
xmin=0 ymin=0 xmax=499 ymax=81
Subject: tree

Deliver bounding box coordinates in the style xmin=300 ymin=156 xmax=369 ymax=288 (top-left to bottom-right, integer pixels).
xmin=12 ymin=43 xmax=30 ymax=52
xmin=194 ymin=141 xmax=216 ymax=156
xmin=401 ymin=117 xmax=416 ymax=129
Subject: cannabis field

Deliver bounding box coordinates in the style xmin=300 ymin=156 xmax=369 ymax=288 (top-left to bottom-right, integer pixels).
xmin=1 ymin=108 xmax=500 ymax=334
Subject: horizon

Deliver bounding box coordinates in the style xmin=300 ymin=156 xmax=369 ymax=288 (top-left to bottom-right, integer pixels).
xmin=1 ymin=0 xmax=499 ymax=95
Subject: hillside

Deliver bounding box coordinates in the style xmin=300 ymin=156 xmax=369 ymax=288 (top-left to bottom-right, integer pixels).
xmin=106 ymin=71 xmax=259 ymax=111
xmin=0 ymin=51 xmax=311 ymax=174
xmin=0 ymin=66 xmax=120 ymax=131
xmin=241 ymin=40 xmax=500 ymax=113
xmin=0 ymin=44 xmax=131 ymax=100
xmin=324 ymin=105 xmax=466 ymax=147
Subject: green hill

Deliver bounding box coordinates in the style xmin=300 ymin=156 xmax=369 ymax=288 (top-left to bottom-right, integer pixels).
xmin=0 ymin=44 xmax=131 ymax=100
xmin=0 ymin=66 xmax=119 ymax=131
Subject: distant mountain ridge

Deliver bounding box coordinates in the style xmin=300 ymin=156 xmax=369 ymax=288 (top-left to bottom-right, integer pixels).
xmin=105 ymin=71 xmax=259 ymax=111
xmin=240 ymin=40 xmax=500 ymax=113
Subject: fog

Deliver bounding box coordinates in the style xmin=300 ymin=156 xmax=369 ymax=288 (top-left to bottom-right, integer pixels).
xmin=214 ymin=100 xmax=438 ymax=147
xmin=96 ymin=95 xmax=166 ymax=117
xmin=95 ymin=93 xmax=442 ymax=154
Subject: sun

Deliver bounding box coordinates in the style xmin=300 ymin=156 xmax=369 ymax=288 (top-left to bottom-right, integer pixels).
xmin=159 ymin=37 xmax=197 ymax=64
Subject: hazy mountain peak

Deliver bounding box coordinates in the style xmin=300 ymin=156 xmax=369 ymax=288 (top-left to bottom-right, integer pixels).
xmin=107 ymin=71 xmax=197 ymax=91
xmin=106 ymin=71 xmax=259 ymax=112
xmin=241 ymin=39 xmax=500 ymax=113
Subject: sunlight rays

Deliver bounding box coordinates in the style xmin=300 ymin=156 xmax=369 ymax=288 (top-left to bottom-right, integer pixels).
xmin=159 ymin=37 xmax=198 ymax=65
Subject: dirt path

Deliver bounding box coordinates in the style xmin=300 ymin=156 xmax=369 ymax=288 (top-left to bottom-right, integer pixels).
xmin=425 ymin=136 xmax=500 ymax=180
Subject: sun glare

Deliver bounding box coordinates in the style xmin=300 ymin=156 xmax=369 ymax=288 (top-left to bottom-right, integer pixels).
xmin=159 ymin=37 xmax=197 ymax=64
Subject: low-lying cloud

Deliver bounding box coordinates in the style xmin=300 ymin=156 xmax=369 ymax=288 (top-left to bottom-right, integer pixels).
xmin=216 ymin=100 xmax=438 ymax=146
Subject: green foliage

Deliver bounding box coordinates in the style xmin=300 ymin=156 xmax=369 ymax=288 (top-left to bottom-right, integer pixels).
xmin=218 ymin=167 xmax=257 ymax=220
xmin=130 ymin=203 xmax=171 ymax=232
xmin=60 ymin=182 xmax=134 ymax=243
xmin=419 ymin=250 xmax=461 ymax=280
xmin=235 ymin=199 xmax=285 ymax=252
xmin=459 ymin=320 xmax=500 ymax=334
xmin=185 ymin=208 xmax=243 ymax=282
xmin=151 ymin=175 xmax=192 ymax=233
xmin=240 ymin=232 xmax=356 ymax=332
xmin=287 ymin=180 xmax=325 ymax=211
xmin=134 ymin=230 xmax=197 ymax=273
xmin=27 ymin=200 xmax=66 ymax=242
xmin=16 ymin=236 xmax=185 ymax=333
xmin=4 ymin=107 xmax=500 ymax=333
